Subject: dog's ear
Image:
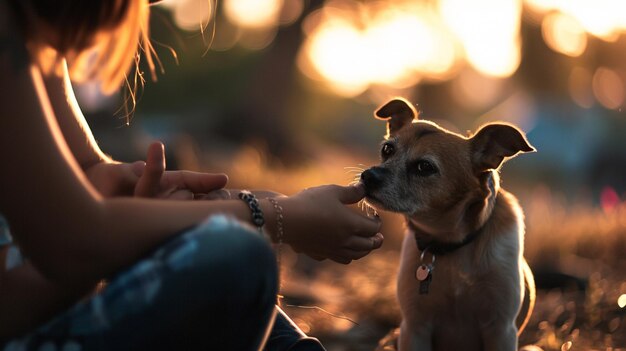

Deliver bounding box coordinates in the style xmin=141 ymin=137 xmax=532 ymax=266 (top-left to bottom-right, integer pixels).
xmin=374 ymin=98 xmax=417 ymax=137
xmin=470 ymin=123 xmax=535 ymax=171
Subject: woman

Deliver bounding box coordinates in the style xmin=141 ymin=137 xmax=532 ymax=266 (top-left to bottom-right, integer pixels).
xmin=0 ymin=0 xmax=383 ymax=349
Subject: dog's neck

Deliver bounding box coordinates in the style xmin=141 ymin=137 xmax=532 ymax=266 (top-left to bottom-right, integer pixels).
xmin=407 ymin=172 xmax=498 ymax=256
xmin=408 ymin=222 xmax=483 ymax=256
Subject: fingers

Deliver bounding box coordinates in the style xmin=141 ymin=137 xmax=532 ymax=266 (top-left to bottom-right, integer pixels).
xmin=350 ymin=212 xmax=383 ymax=237
xmin=337 ymin=233 xmax=384 ymax=261
xmin=334 ymin=183 xmax=366 ymax=204
xmin=161 ymin=171 xmax=228 ymax=194
xmin=307 ymin=232 xmax=384 ymax=264
xmin=329 ymin=256 xmax=352 ymax=265
xmin=134 ymin=142 xmax=165 ymax=197
xmin=130 ymin=160 xmax=146 ymax=177
xmin=343 ymin=232 xmax=384 ymax=251
xmin=308 ymin=253 xmax=326 ymax=261
xmin=131 ymin=142 xmax=228 ymax=199
xmin=333 ymin=183 xmax=382 ymax=236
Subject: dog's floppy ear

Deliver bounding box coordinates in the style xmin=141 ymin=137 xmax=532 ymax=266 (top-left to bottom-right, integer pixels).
xmin=374 ymin=98 xmax=417 ymax=137
xmin=470 ymin=123 xmax=535 ymax=171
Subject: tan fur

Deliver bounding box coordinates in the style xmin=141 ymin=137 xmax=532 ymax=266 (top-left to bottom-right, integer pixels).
xmin=363 ymin=98 xmax=536 ymax=351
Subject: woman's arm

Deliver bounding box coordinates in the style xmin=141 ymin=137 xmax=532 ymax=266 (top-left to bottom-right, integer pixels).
xmin=42 ymin=60 xmax=111 ymax=168
xmin=0 ymin=45 xmax=254 ymax=286
xmin=43 ymin=60 xmax=229 ymax=199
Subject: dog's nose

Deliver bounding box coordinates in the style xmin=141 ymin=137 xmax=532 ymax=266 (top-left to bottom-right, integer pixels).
xmin=361 ymin=167 xmax=387 ymax=190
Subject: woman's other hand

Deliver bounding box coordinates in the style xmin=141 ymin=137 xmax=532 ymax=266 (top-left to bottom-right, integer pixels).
xmin=279 ymin=184 xmax=383 ymax=264
xmin=85 ymin=142 xmax=228 ymax=199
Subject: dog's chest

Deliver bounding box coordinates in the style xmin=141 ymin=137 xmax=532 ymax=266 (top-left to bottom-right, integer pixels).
xmin=397 ymin=232 xmax=479 ymax=319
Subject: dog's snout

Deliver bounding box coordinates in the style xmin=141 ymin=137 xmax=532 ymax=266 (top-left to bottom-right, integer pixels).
xmin=361 ymin=167 xmax=388 ymax=190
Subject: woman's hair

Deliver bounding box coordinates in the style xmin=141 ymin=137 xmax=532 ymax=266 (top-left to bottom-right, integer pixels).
xmin=14 ymin=0 xmax=156 ymax=94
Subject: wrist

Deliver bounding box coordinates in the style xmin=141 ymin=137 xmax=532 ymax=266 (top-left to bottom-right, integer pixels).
xmin=237 ymin=192 xmax=287 ymax=245
xmin=259 ymin=199 xmax=279 ymax=243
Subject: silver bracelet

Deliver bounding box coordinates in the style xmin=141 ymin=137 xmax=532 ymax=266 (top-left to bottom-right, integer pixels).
xmin=267 ymin=197 xmax=285 ymax=273
xmin=267 ymin=198 xmax=284 ymax=245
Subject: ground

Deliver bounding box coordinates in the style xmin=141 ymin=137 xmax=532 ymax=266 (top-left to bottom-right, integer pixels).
xmin=217 ymin=147 xmax=626 ymax=351
xmin=278 ymin=201 xmax=626 ymax=351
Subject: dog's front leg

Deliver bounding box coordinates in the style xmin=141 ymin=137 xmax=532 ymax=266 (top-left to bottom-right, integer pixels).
xmin=398 ymin=321 xmax=432 ymax=351
xmin=480 ymin=323 xmax=518 ymax=351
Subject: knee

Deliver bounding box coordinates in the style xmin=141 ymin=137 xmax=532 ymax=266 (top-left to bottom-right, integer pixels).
xmin=190 ymin=215 xmax=278 ymax=299
xmin=200 ymin=215 xmax=276 ymax=268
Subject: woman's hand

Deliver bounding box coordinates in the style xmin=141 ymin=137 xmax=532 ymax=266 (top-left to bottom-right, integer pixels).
xmin=84 ymin=161 xmax=144 ymax=197
xmin=278 ymin=184 xmax=383 ymax=264
xmin=85 ymin=142 xmax=228 ymax=199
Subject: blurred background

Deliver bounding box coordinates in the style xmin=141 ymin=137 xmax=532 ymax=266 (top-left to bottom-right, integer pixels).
xmin=77 ymin=0 xmax=626 ymax=349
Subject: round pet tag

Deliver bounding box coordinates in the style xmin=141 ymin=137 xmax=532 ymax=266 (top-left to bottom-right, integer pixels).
xmin=415 ymin=264 xmax=430 ymax=281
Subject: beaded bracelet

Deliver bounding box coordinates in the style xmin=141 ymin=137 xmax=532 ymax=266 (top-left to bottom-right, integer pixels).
xmin=238 ymin=190 xmax=265 ymax=235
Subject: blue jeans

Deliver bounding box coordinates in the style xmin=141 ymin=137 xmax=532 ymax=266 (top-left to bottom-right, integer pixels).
xmin=2 ymin=216 xmax=325 ymax=351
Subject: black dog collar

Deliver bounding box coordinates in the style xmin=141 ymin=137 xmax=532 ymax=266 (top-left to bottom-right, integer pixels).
xmin=413 ymin=227 xmax=482 ymax=256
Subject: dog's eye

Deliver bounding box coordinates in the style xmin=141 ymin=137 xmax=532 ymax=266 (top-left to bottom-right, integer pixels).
xmin=416 ymin=160 xmax=437 ymax=176
xmin=410 ymin=160 xmax=438 ymax=177
xmin=381 ymin=143 xmax=395 ymax=158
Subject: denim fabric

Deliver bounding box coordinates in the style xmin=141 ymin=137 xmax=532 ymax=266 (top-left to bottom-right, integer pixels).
xmin=0 ymin=214 xmax=24 ymax=271
xmin=0 ymin=214 xmax=11 ymax=246
xmin=1 ymin=215 xmax=324 ymax=351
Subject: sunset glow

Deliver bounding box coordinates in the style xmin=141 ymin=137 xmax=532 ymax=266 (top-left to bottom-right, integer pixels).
xmin=159 ymin=0 xmax=626 ymax=101
xmin=541 ymin=13 xmax=587 ymax=57
xmin=439 ymin=0 xmax=521 ymax=77
xmin=160 ymin=0 xmax=213 ymax=31
xmin=526 ymin=0 xmax=626 ymax=41
xmin=223 ymin=0 xmax=283 ymax=29
xmin=298 ymin=1 xmax=461 ymax=97
xmin=297 ymin=0 xmax=524 ymax=96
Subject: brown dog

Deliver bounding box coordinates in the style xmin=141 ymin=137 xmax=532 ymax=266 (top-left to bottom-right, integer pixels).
xmin=361 ymin=98 xmax=535 ymax=351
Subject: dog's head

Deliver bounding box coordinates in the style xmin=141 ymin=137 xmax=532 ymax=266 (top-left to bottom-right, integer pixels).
xmin=361 ymin=98 xmax=535 ymax=238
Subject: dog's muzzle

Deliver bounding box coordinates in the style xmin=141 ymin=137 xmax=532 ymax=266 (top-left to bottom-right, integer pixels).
xmin=361 ymin=166 xmax=389 ymax=191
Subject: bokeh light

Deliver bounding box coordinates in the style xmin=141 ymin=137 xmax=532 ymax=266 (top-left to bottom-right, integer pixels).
xmin=301 ymin=10 xmax=370 ymax=96
xmin=159 ymin=0 xmax=214 ymax=31
xmin=541 ymin=13 xmax=587 ymax=57
xmin=525 ymin=0 xmax=626 ymax=41
xmin=298 ymin=0 xmax=522 ymax=96
xmin=279 ymin=0 xmax=304 ymax=26
xmin=223 ymin=0 xmax=283 ymax=29
xmin=568 ymin=67 xmax=594 ymax=108
xmin=592 ymin=67 xmax=625 ymax=110
xmin=298 ymin=1 xmax=463 ymax=97
xmin=160 ymin=0 xmax=298 ymax=51
xmin=158 ymin=0 xmax=626 ymax=102
xmin=618 ymin=294 xmax=626 ymax=308
xmin=439 ymin=0 xmax=521 ymax=77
